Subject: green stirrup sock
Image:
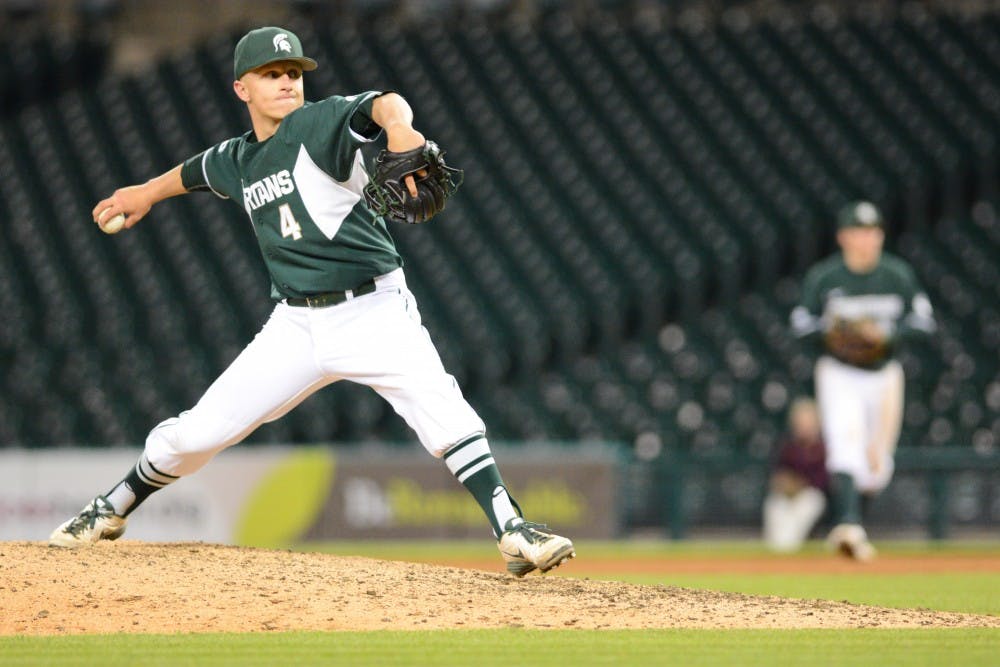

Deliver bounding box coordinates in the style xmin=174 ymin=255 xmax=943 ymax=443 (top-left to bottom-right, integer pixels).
xmin=831 ymin=472 xmax=862 ymax=524
xmin=443 ymin=435 xmax=521 ymax=536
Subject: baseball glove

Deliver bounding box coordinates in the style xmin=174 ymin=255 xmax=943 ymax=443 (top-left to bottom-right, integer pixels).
xmin=363 ymin=141 xmax=463 ymax=224
xmin=824 ymin=317 xmax=889 ymax=367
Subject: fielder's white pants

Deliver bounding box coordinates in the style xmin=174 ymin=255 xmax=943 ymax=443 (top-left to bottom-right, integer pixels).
xmin=814 ymin=355 xmax=904 ymax=494
xmin=144 ymin=269 xmax=485 ymax=477
xmin=762 ymin=487 xmax=826 ymax=552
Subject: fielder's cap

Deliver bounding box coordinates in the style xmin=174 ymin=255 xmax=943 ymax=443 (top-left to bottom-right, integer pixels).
xmin=233 ymin=27 xmax=317 ymax=80
xmin=837 ymin=200 xmax=884 ymax=229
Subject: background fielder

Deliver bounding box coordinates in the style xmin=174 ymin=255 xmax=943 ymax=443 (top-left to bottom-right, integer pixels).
xmin=48 ymin=26 xmax=574 ymax=577
xmin=790 ymin=201 xmax=936 ymax=560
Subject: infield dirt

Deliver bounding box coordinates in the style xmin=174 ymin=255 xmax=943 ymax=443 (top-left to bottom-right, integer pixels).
xmin=2 ymin=541 xmax=998 ymax=635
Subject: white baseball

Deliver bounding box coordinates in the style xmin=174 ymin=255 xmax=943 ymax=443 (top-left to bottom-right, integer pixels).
xmin=99 ymin=208 xmax=126 ymax=234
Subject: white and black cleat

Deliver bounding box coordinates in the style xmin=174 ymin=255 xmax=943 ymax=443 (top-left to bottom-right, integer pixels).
xmin=498 ymin=519 xmax=576 ymax=577
xmin=49 ymin=495 xmax=127 ymax=548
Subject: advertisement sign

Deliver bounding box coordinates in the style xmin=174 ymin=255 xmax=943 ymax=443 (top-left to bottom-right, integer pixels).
xmin=304 ymin=450 xmax=619 ymax=540
xmin=0 ymin=445 xmax=621 ymax=544
xmin=0 ymin=447 xmax=292 ymax=543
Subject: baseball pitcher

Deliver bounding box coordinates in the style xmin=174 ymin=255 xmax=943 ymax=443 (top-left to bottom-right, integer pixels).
xmin=49 ymin=27 xmax=574 ymax=577
xmin=790 ymin=201 xmax=936 ymax=560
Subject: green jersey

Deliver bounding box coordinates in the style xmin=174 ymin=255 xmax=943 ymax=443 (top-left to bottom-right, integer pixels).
xmin=790 ymin=252 xmax=935 ymax=366
xmin=180 ymin=91 xmax=402 ymax=299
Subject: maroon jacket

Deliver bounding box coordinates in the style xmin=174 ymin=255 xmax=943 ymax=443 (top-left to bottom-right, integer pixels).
xmin=775 ymin=435 xmax=829 ymax=492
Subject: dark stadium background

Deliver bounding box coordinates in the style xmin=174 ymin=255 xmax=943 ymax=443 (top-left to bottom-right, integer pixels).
xmin=0 ymin=0 xmax=997 ymax=535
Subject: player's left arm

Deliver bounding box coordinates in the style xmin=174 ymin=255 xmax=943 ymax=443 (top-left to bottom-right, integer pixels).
xmin=303 ymin=91 xmax=422 ymax=193
xmin=371 ymin=93 xmax=424 ymax=151
xmin=895 ymin=261 xmax=936 ymax=342
xmin=371 ymin=92 xmax=426 ymax=197
xmin=790 ymin=266 xmax=825 ymax=344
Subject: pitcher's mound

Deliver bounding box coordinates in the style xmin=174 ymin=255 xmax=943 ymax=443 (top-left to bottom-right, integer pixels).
xmin=1 ymin=542 xmax=996 ymax=635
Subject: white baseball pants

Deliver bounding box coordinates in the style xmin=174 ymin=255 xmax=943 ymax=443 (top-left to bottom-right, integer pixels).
xmin=143 ymin=268 xmax=485 ymax=477
xmin=814 ymin=355 xmax=904 ymax=494
xmin=762 ymin=487 xmax=826 ymax=552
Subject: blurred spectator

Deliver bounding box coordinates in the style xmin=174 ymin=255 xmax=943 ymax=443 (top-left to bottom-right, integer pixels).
xmin=762 ymin=397 xmax=829 ymax=553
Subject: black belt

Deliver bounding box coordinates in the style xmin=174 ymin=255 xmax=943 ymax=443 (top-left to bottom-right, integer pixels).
xmin=286 ymin=279 xmax=377 ymax=308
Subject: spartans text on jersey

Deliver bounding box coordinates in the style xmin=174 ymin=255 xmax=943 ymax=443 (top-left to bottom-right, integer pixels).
xmin=243 ymin=170 xmax=295 ymax=213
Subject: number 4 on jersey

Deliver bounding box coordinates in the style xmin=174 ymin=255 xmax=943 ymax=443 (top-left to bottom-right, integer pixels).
xmin=279 ymin=203 xmax=303 ymax=240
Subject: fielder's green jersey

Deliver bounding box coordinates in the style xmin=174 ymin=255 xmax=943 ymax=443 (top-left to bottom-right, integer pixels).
xmin=180 ymin=91 xmax=402 ymax=299
xmin=790 ymin=252 xmax=936 ymax=367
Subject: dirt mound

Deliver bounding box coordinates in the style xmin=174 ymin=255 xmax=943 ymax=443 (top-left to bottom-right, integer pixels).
xmin=1 ymin=542 xmax=996 ymax=635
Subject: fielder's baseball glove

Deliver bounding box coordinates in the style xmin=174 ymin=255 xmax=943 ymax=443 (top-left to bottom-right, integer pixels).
xmin=363 ymin=141 xmax=463 ymax=224
xmin=824 ymin=317 xmax=889 ymax=367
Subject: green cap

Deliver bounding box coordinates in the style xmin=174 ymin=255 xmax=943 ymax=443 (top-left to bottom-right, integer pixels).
xmin=837 ymin=201 xmax=883 ymax=229
xmin=233 ymin=27 xmax=317 ymax=80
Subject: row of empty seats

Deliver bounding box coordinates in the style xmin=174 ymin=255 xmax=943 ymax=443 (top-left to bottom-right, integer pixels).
xmin=0 ymin=5 xmax=997 ymax=454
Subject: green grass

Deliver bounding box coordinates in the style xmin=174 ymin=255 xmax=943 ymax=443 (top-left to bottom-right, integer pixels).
xmin=612 ymin=573 xmax=1000 ymax=615
xmin=3 ymin=629 xmax=999 ymax=667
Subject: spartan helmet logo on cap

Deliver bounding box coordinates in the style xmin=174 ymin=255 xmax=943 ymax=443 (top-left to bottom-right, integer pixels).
xmin=273 ymin=33 xmax=292 ymax=53
xmin=233 ymin=28 xmax=316 ymax=81
xmin=853 ymin=202 xmax=880 ymax=226
xmin=837 ymin=200 xmax=884 ymax=229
